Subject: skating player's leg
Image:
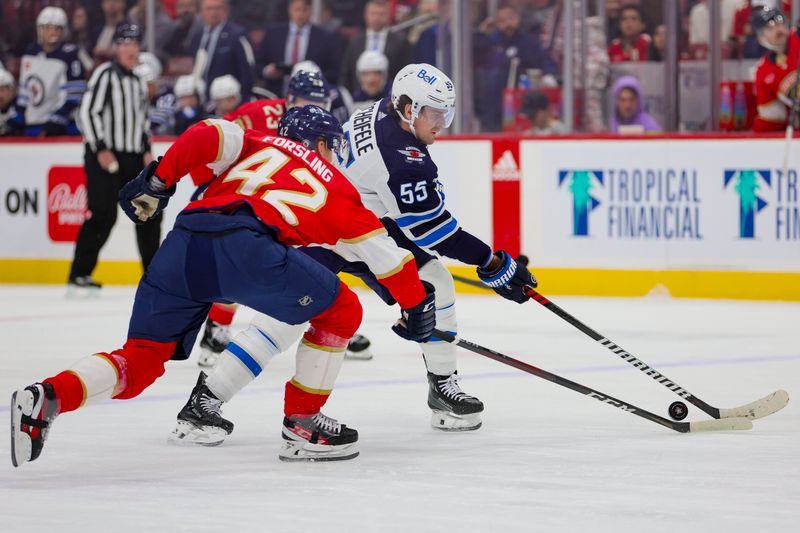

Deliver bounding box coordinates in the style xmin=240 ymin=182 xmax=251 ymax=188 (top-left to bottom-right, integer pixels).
xmin=418 ymin=260 xmax=483 ymax=431
xmin=280 ymin=283 xmax=362 ymax=462
xmin=170 ymin=314 xmax=305 ymax=445
xmin=11 ymin=338 xmax=178 ymax=467
xmin=197 ymin=303 xmax=238 ymax=368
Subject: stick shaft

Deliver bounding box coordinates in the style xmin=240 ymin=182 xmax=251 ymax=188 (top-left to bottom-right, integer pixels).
xmin=432 ymin=329 xmax=691 ymax=432
xmin=523 ymin=288 xmax=721 ymax=418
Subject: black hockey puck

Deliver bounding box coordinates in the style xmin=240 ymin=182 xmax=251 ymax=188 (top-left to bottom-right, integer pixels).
xmin=668 ymin=401 xmax=688 ymax=421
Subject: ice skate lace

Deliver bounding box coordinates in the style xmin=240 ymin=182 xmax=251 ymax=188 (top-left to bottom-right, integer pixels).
xmin=438 ymin=374 xmax=469 ymax=400
xmin=199 ymin=394 xmax=223 ymax=416
xmin=313 ymin=413 xmax=341 ymax=434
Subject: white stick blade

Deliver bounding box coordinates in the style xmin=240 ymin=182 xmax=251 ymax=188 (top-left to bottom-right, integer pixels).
xmin=719 ymin=390 xmax=790 ymax=420
xmin=689 ymin=417 xmax=752 ymax=432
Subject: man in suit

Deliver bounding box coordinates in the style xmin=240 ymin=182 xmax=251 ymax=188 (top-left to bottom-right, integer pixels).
xmin=340 ymin=0 xmax=409 ymax=94
xmin=190 ymin=0 xmax=255 ymax=100
xmin=256 ymin=0 xmax=341 ymax=97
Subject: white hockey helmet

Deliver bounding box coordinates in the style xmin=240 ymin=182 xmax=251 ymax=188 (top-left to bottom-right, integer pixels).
xmin=209 ymin=74 xmax=241 ymax=100
xmin=291 ymin=60 xmax=321 ymax=76
xmin=356 ymin=51 xmax=388 ymax=74
xmin=174 ymin=75 xmax=206 ymax=101
xmin=37 ymin=6 xmax=68 ymax=28
xmin=37 ymin=7 xmax=68 ymax=46
xmin=0 ymin=69 xmax=14 ymax=88
xmin=391 ymin=63 xmax=455 ymax=133
xmin=134 ymin=52 xmax=162 ymax=83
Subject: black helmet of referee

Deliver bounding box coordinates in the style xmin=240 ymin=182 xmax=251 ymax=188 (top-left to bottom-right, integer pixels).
xmin=113 ymin=23 xmax=142 ymax=44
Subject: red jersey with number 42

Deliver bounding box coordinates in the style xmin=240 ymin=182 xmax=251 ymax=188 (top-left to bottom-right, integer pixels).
xmin=156 ymin=119 xmax=425 ymax=308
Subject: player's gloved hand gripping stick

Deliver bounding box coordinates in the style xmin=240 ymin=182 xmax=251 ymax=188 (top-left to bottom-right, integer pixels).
xmin=393 ymin=281 xmax=436 ymax=342
xmin=476 ymin=250 xmax=536 ymax=303
xmin=119 ymin=158 xmax=176 ymax=224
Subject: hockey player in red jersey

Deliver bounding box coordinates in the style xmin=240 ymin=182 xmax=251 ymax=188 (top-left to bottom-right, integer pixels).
xmin=752 ymin=7 xmax=800 ymax=131
xmin=10 ymin=106 xmax=436 ymax=466
xmin=196 ymin=69 xmax=373 ymax=364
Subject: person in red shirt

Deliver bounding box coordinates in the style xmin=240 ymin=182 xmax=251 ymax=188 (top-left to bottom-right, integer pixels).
xmin=752 ymin=8 xmax=800 ymax=132
xmin=10 ymin=106 xmax=436 ymax=467
xmin=607 ymin=5 xmax=651 ymax=62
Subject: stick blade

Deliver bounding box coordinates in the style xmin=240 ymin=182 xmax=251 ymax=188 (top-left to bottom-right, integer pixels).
xmin=718 ymin=390 xmax=790 ymax=420
xmin=689 ymin=417 xmax=753 ymax=432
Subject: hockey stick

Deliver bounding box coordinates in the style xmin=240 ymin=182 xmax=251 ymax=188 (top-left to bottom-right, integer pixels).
xmin=432 ymin=329 xmax=751 ymax=433
xmin=523 ymin=287 xmax=789 ymax=421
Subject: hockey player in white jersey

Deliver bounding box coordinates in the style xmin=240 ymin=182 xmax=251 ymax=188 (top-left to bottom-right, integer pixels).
xmin=336 ymin=63 xmax=537 ymax=430
xmin=17 ymin=7 xmax=89 ymax=136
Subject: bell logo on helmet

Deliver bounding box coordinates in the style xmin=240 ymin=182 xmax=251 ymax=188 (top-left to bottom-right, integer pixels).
xmin=417 ymin=69 xmax=437 ymax=85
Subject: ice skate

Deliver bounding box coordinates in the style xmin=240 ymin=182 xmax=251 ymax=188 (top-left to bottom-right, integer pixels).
xmin=66 ymin=276 xmax=102 ymax=297
xmin=197 ymin=318 xmax=231 ymax=368
xmin=345 ymin=333 xmax=373 ymax=360
xmin=427 ymin=372 xmax=483 ymax=431
xmin=279 ymin=412 xmax=359 ymax=462
xmin=10 ymin=382 xmax=59 ymax=467
xmin=169 ymin=372 xmax=233 ymax=446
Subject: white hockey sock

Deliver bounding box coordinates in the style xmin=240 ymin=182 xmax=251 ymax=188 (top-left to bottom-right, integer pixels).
xmin=419 ymin=260 xmax=458 ymax=376
xmin=205 ymin=320 xmax=304 ymax=402
xmin=68 ymin=353 xmax=125 ymax=405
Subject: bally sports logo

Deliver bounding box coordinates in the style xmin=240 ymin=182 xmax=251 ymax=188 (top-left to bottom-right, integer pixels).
xmin=47 ymin=166 xmax=87 ymax=242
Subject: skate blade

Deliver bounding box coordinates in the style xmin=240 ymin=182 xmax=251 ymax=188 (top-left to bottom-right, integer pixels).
xmin=65 ymin=285 xmax=101 ymax=299
xmin=278 ymin=439 xmax=359 ymax=462
xmin=168 ymin=420 xmax=227 ymax=447
xmin=10 ymin=390 xmax=33 ymax=467
xmin=430 ymin=410 xmax=482 ymax=432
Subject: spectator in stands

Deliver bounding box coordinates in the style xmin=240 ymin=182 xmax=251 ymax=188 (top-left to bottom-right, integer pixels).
xmin=18 ymin=6 xmax=88 ymax=137
xmin=0 ymin=69 xmax=25 ymax=136
xmin=352 ymin=50 xmax=390 ymax=111
xmin=69 ymin=6 xmax=93 ymax=56
xmin=407 ymin=0 xmax=438 ymax=46
xmin=478 ymin=5 xmax=558 ymax=84
xmin=209 ymin=74 xmax=241 ymax=115
xmin=340 ymin=0 xmax=409 ymax=94
xmin=687 ymin=0 xmax=740 ymax=59
xmin=166 ymin=0 xmax=203 ymax=56
xmin=128 ymin=0 xmax=176 ymax=57
xmin=648 ymin=23 xmax=667 ymax=61
xmin=172 ymin=74 xmax=208 ymax=134
xmin=608 ymin=5 xmax=651 ymax=62
xmin=190 ymin=0 xmax=255 ymax=100
xmin=521 ymin=90 xmax=567 ymax=135
xmin=256 ymin=0 xmax=341 ymax=97
xmin=92 ymin=0 xmax=129 ymax=62
xmin=610 ymin=75 xmax=661 ymax=133
xmin=475 ymin=5 xmax=558 ymax=132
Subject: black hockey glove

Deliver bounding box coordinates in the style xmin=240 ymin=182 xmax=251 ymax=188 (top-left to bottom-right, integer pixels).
xmin=392 ymin=281 xmax=436 ymax=342
xmin=477 ymin=250 xmax=537 ymax=304
xmin=119 ymin=157 xmax=175 ymax=224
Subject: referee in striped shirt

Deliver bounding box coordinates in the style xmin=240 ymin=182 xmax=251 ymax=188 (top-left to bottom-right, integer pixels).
xmin=69 ymin=24 xmax=158 ymax=290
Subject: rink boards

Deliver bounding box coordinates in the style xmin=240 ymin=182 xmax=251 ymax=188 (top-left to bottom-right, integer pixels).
xmin=0 ymin=135 xmax=798 ymax=300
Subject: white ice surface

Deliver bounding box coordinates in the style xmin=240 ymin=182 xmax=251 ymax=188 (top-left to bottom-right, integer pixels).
xmin=0 ymin=286 xmax=797 ymax=532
